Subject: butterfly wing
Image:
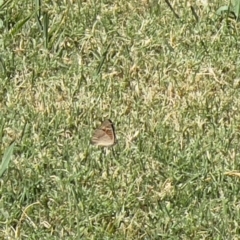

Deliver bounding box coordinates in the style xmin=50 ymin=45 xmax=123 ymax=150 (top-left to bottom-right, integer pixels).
xmin=91 ymin=119 xmax=116 ymax=147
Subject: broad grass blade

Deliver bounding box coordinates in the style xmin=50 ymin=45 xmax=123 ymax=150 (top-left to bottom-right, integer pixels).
xmin=0 ymin=142 xmax=15 ymax=177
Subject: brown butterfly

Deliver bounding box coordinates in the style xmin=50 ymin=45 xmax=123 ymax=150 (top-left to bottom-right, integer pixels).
xmin=91 ymin=119 xmax=117 ymax=147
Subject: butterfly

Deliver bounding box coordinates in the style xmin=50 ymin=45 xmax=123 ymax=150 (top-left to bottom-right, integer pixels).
xmin=91 ymin=119 xmax=117 ymax=147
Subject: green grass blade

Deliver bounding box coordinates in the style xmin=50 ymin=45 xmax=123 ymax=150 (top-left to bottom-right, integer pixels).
xmin=0 ymin=0 xmax=11 ymax=10
xmin=95 ymin=42 xmax=112 ymax=76
xmin=0 ymin=142 xmax=15 ymax=177
xmin=9 ymin=14 xmax=33 ymax=36
xmin=216 ymin=5 xmax=230 ymax=15
xmin=43 ymin=11 xmax=49 ymax=49
xmin=233 ymin=0 xmax=240 ymax=19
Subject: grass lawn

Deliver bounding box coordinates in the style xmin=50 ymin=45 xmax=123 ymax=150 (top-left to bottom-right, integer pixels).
xmin=1 ymin=0 xmax=240 ymax=239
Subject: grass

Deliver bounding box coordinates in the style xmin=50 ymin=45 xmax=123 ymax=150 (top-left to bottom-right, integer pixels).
xmin=1 ymin=0 xmax=240 ymax=239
